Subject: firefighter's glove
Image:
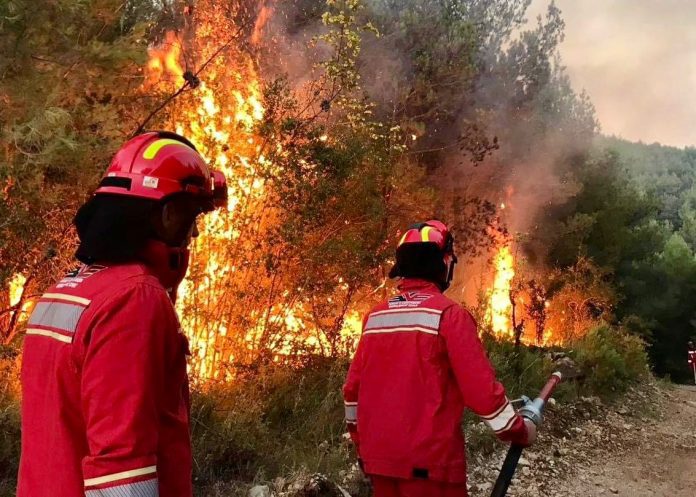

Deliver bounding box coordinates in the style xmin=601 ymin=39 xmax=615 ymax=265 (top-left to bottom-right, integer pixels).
xmin=522 ymin=417 xmax=538 ymax=447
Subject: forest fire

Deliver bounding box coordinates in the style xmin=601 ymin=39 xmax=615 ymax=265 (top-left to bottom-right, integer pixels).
xmin=0 ymin=2 xmax=580 ymax=377
xmin=144 ymin=2 xmax=564 ymax=375
xmin=482 ymin=234 xmax=570 ymax=347
xmin=145 ymin=2 xmax=362 ymax=380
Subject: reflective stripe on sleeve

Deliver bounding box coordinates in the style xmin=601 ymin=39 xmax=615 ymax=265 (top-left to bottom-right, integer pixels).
xmin=25 ymin=328 xmax=72 ymax=343
xmin=84 ymin=466 xmax=157 ymax=488
xmin=85 ymin=479 xmax=158 ymax=497
xmin=28 ymin=301 xmax=86 ymax=334
xmin=345 ymin=402 xmax=358 ymax=422
xmin=481 ymin=401 xmax=518 ymax=433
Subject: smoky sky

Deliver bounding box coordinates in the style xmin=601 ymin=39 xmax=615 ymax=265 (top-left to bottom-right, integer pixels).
xmin=528 ymin=0 xmax=696 ymax=148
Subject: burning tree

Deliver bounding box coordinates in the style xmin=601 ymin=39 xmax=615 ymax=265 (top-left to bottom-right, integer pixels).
xmin=142 ymin=0 xmax=433 ymax=379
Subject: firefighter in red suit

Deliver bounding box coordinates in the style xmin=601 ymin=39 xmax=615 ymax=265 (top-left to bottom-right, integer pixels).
xmin=17 ymin=132 xmax=227 ymax=497
xmin=688 ymin=341 xmax=696 ymax=384
xmin=343 ymin=220 xmax=537 ymax=497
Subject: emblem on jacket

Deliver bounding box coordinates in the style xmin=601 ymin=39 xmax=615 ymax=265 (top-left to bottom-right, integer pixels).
xmin=388 ymin=292 xmax=433 ymax=308
xmin=56 ymin=265 xmax=106 ymax=289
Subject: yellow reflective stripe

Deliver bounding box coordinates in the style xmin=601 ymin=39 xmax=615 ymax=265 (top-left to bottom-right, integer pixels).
xmin=398 ymin=232 xmax=409 ymax=246
xmin=42 ymin=293 xmax=91 ymax=306
xmin=143 ymin=139 xmax=190 ymax=159
xmin=421 ymin=226 xmax=433 ymax=242
xmin=84 ymin=466 xmax=157 ymax=487
xmin=25 ymin=328 xmax=72 ymax=343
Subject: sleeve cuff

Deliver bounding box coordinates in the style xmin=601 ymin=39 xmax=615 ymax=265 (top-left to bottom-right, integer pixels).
xmin=85 ymin=478 xmax=158 ymax=497
xmin=85 ymin=466 xmax=158 ymax=497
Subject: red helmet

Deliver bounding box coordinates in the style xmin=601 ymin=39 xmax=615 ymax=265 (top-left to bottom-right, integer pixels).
xmin=95 ymin=131 xmax=227 ymax=211
xmin=390 ymin=220 xmax=458 ymax=290
xmin=397 ymin=220 xmax=454 ymax=254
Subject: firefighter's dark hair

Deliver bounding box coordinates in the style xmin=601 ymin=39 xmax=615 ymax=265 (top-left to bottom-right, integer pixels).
xmin=388 ymin=243 xmax=448 ymax=289
xmin=74 ymin=194 xmax=158 ymax=264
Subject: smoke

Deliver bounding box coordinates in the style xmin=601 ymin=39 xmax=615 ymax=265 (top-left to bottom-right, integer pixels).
xmin=253 ymin=1 xmax=597 ymax=303
xmin=528 ymin=0 xmax=696 ymax=148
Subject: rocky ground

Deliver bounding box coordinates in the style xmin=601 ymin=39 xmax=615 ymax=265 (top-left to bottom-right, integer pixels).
xmin=246 ymin=380 xmax=696 ymax=497
xmin=469 ymin=382 xmax=696 ymax=497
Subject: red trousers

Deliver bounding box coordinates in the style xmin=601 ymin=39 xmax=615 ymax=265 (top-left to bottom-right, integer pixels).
xmin=370 ymin=475 xmax=468 ymax=497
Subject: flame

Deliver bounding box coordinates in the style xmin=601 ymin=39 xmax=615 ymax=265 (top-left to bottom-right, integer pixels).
xmin=251 ymin=5 xmax=273 ymax=46
xmin=147 ymin=32 xmax=185 ymax=86
xmin=485 ymin=243 xmax=515 ymax=338
xmin=8 ymin=273 xmax=26 ymax=308
xmin=8 ymin=273 xmax=33 ymax=324
xmin=144 ymin=4 xmax=362 ymax=381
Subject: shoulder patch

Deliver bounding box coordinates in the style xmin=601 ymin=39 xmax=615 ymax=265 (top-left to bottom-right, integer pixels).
xmin=56 ymin=264 xmax=107 ymax=289
xmin=387 ymin=291 xmax=435 ymax=309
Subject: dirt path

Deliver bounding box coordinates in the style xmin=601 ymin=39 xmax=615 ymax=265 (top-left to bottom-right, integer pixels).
xmin=550 ymin=385 xmax=696 ymax=497
xmin=469 ymin=383 xmax=696 ymax=497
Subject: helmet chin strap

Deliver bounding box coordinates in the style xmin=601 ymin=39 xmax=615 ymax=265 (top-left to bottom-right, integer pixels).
xmin=138 ymin=239 xmax=191 ymax=301
xmin=441 ymin=254 xmax=458 ymax=291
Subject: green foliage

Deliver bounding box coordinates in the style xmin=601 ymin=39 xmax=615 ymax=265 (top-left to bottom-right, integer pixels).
xmin=187 ymin=331 xmax=649 ymax=492
xmin=0 ymin=348 xmax=20 ymax=497
xmin=0 ymin=0 xmax=156 ymax=342
xmin=570 ymin=325 xmax=649 ymax=398
xmin=543 ymin=140 xmax=696 ymax=381
xmin=0 ymin=402 xmax=20 ymax=497
xmin=190 ymin=359 xmax=352 ymax=493
xmin=482 ymin=333 xmax=555 ymax=399
xmin=544 ymin=150 xmax=666 ymax=270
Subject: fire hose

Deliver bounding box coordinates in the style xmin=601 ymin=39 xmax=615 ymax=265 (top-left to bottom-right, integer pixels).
xmin=490 ymin=372 xmax=563 ymax=497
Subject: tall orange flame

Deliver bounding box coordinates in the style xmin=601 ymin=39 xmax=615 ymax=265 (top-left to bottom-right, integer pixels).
xmin=143 ymin=3 xmax=362 ymax=380
xmin=485 ymin=242 xmax=515 ymax=338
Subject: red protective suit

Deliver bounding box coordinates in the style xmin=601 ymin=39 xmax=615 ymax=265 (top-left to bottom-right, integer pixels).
xmin=18 ymin=263 xmax=191 ymax=497
xmin=343 ymin=279 xmax=528 ymax=494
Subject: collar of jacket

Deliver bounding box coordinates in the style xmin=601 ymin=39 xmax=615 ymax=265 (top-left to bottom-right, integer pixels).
xmin=397 ymin=278 xmax=442 ymax=294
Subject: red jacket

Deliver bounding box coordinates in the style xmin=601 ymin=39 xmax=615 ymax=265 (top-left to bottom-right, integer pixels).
xmin=18 ymin=263 xmax=192 ymax=497
xmin=343 ymin=279 xmax=528 ymax=484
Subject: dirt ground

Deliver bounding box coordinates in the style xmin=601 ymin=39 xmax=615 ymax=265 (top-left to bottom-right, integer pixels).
xmin=553 ymin=385 xmax=696 ymax=497
xmin=468 ymin=383 xmax=696 ymax=497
